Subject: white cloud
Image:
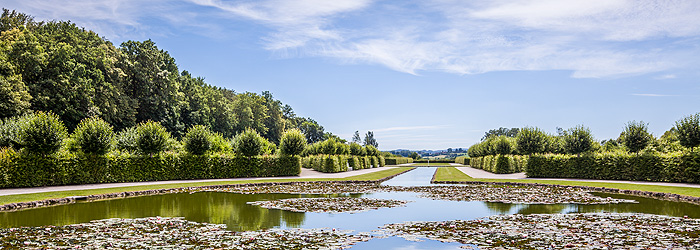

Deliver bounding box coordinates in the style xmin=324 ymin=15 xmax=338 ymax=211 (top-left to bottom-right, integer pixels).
xmin=631 ymin=93 xmax=678 ymax=97
xmin=654 ymin=74 xmax=677 ymax=80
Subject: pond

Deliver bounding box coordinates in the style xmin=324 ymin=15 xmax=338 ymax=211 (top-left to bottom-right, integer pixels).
xmin=1 ymin=167 xmax=699 ymax=249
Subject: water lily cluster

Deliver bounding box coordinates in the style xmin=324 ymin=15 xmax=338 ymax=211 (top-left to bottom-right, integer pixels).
xmin=248 ymin=197 xmax=410 ymax=214
xmin=0 ymin=217 xmax=367 ymax=249
xmin=380 ymin=213 xmax=700 ymax=249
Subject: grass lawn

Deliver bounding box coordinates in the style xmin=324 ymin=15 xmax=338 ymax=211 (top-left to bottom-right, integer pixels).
xmin=0 ymin=167 xmax=416 ymax=206
xmin=433 ymin=167 xmax=700 ymax=198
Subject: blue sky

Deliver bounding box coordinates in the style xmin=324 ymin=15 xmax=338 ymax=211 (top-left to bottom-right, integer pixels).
xmin=5 ymin=0 xmax=700 ymax=150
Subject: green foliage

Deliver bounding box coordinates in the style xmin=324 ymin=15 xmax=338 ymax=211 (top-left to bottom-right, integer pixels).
xmin=115 ymin=127 xmax=138 ymax=153
xmin=349 ymin=142 xmax=365 ymax=156
xmin=525 ymin=152 xmax=700 ymax=183
xmin=363 ymin=131 xmax=378 ymax=148
xmin=19 ymin=111 xmax=67 ymax=155
xmin=563 ymin=125 xmax=595 ymax=155
xmin=622 ymin=120 xmax=653 ymax=153
xmin=676 ymin=113 xmax=700 ymax=151
xmin=365 ymin=145 xmax=379 ymax=156
xmin=516 ymin=127 xmax=548 ymax=155
xmin=455 ymin=156 xmax=470 ymax=165
xmin=470 ymin=155 xmax=528 ymax=174
xmin=494 ymin=136 xmax=515 ymax=155
xmin=234 ymin=128 xmax=265 ymax=157
xmin=183 ymin=125 xmax=212 ymax=155
xmin=70 ymin=117 xmax=114 ymax=155
xmin=0 ymin=115 xmax=25 ymax=149
xmin=135 ymin=121 xmax=171 ymax=155
xmin=348 ymin=156 xmax=361 ymax=170
xmin=385 ymin=157 xmax=413 ymax=165
xmin=279 ymin=129 xmax=307 ymax=156
xmin=482 ymin=127 xmax=519 ymax=141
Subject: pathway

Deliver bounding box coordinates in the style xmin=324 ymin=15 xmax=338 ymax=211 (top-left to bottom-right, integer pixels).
xmin=0 ymin=166 xmax=400 ymax=197
xmin=454 ymin=166 xmax=700 ymax=189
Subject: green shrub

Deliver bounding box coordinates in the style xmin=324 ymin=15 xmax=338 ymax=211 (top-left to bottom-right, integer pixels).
xmin=71 ymin=117 xmax=115 ymax=155
xmin=470 ymin=155 xmax=527 ymax=174
xmin=279 ymin=129 xmax=307 ymax=155
xmin=455 ymin=156 xmax=470 ymax=165
xmin=234 ymin=128 xmax=265 ymax=157
xmin=516 ymin=127 xmax=547 ymax=155
xmin=348 ymin=156 xmax=361 ymax=170
xmin=379 ymin=155 xmax=385 ymax=167
xmin=385 ymin=157 xmax=413 ymax=165
xmin=622 ymin=121 xmax=653 ymax=153
xmin=115 ymin=127 xmax=138 ymax=152
xmin=135 ymin=121 xmax=171 ymax=155
xmin=676 ymin=113 xmax=700 ymax=151
xmin=564 ymin=125 xmax=595 ymax=155
xmin=495 ymin=136 xmax=515 ymax=155
xmin=365 ymin=145 xmax=379 ymax=156
xmin=0 ymin=115 xmax=26 ymax=149
xmin=209 ymin=132 xmax=232 ymax=153
xmin=183 ymin=125 xmax=212 ymax=155
xmin=349 ymin=142 xmax=364 ymax=156
xmin=19 ymin=111 xmax=67 ymax=155
xmin=371 ymin=156 xmax=379 ymax=168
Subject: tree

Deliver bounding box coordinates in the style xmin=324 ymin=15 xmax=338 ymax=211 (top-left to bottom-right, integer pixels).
xmin=409 ymin=151 xmax=420 ymax=159
xmin=298 ymin=118 xmax=324 ymax=143
xmin=676 ymin=113 xmax=700 ymax=152
xmin=352 ymin=131 xmax=361 ymax=144
xmin=349 ymin=142 xmax=365 ymax=156
xmin=71 ymin=117 xmax=114 ymax=155
xmin=494 ymin=136 xmax=514 ymax=155
xmin=19 ymin=111 xmax=67 ymax=155
xmin=279 ymin=129 xmax=307 ymax=156
xmin=234 ymin=128 xmax=265 ymax=157
xmin=135 ymin=121 xmax=171 ymax=155
xmin=516 ymin=127 xmax=547 ymax=155
xmin=482 ymin=127 xmax=520 ymax=141
xmin=364 ymin=131 xmax=378 ymax=148
xmin=183 ymin=125 xmax=213 ymax=155
xmin=622 ymin=121 xmax=653 ymax=154
xmin=563 ymin=125 xmax=595 ymax=155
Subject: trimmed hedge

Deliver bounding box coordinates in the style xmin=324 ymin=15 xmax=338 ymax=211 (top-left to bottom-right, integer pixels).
xmin=0 ymin=149 xmax=301 ymax=188
xmin=413 ymin=159 xmax=454 ymax=163
xmin=455 ymin=156 xmax=470 ymax=165
xmin=385 ymin=157 xmax=413 ymax=165
xmin=526 ymin=152 xmax=700 ymax=183
xmin=470 ymin=155 xmax=527 ymax=174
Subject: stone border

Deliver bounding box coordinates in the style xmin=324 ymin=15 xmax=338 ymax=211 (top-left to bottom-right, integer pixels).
xmin=0 ymin=168 xmax=415 ymax=212
xmin=432 ymin=179 xmax=700 ymax=205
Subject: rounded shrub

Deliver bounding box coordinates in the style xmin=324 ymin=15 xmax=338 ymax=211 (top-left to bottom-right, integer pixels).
xmin=0 ymin=115 xmax=27 ymax=149
xmin=516 ymin=127 xmax=547 ymax=155
xmin=183 ymin=125 xmax=212 ymax=155
xmin=563 ymin=125 xmax=595 ymax=155
xmin=365 ymin=145 xmax=379 ymax=156
xmin=494 ymin=136 xmax=514 ymax=155
xmin=349 ymin=142 xmax=364 ymax=156
xmin=676 ymin=113 xmax=700 ymax=151
xmin=135 ymin=121 xmax=171 ymax=155
xmin=622 ymin=120 xmax=653 ymax=153
xmin=71 ymin=117 xmax=115 ymax=155
xmin=19 ymin=111 xmax=67 ymax=155
xmin=234 ymin=128 xmax=265 ymax=157
xmin=279 ymin=129 xmax=307 ymax=155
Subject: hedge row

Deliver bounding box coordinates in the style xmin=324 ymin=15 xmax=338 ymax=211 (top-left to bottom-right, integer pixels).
xmin=385 ymin=157 xmax=413 ymax=165
xmin=0 ymin=149 xmax=302 ymax=188
xmin=526 ymin=152 xmax=700 ymax=183
xmin=413 ymin=159 xmax=454 ymax=163
xmin=302 ymin=155 xmax=385 ymax=173
xmin=470 ymin=155 xmax=528 ymax=174
xmin=454 ymin=156 xmax=470 ymax=165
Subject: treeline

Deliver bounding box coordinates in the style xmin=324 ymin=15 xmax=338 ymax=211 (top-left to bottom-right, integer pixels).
xmin=0 ymin=9 xmax=332 ymax=144
xmin=465 ymin=113 xmax=700 ymax=182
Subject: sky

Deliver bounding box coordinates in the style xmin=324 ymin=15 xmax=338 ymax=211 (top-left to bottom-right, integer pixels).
xmin=4 ymin=0 xmax=700 ymax=150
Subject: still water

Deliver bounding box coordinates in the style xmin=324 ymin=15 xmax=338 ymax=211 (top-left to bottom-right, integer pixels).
xmin=1 ymin=167 xmax=699 ymax=249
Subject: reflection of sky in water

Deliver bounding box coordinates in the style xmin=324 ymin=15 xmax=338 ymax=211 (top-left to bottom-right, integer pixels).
xmin=1 ymin=166 xmax=699 ymax=249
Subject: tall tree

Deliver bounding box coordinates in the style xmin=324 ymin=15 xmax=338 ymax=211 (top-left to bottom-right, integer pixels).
xmin=352 ymin=130 xmax=361 ymax=144
xmin=622 ymin=120 xmax=653 ymax=154
xmin=364 ymin=131 xmax=378 ymax=148
xmin=676 ymin=113 xmax=700 ymax=152
xmin=482 ymin=127 xmax=520 ymax=141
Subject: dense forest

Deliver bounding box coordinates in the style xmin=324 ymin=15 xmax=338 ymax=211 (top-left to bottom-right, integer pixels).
xmin=0 ymin=9 xmax=332 ymax=144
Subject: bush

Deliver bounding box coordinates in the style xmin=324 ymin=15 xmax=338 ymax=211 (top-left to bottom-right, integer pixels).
xmin=494 ymin=136 xmax=515 ymax=155
xmin=183 ymin=125 xmax=212 ymax=155
xmin=455 ymin=156 xmax=470 ymax=165
xmin=115 ymin=127 xmax=138 ymax=152
xmin=516 ymin=127 xmax=547 ymax=155
xmin=71 ymin=117 xmax=115 ymax=155
xmin=19 ymin=111 xmax=67 ymax=155
xmin=349 ymin=142 xmax=364 ymax=156
xmin=234 ymin=128 xmax=265 ymax=157
xmin=0 ymin=115 xmax=26 ymax=149
xmin=279 ymin=129 xmax=307 ymax=155
xmin=676 ymin=113 xmax=700 ymax=151
xmin=365 ymin=145 xmax=379 ymax=156
xmin=563 ymin=125 xmax=595 ymax=155
xmin=348 ymin=156 xmax=361 ymax=170
xmin=385 ymin=157 xmax=413 ymax=165
xmin=622 ymin=121 xmax=653 ymax=153
xmin=470 ymin=155 xmax=527 ymax=174
xmin=135 ymin=121 xmax=171 ymax=155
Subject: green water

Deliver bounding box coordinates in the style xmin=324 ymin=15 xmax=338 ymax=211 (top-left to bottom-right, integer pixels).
xmin=1 ymin=167 xmax=699 ymax=249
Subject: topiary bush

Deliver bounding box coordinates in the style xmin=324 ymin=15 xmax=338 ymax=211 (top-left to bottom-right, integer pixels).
xmin=279 ymin=129 xmax=307 ymax=155
xmin=563 ymin=125 xmax=596 ymax=155
xmin=349 ymin=142 xmax=365 ymax=156
xmin=19 ymin=111 xmax=67 ymax=155
xmin=71 ymin=117 xmax=115 ymax=155
xmin=183 ymin=125 xmax=212 ymax=155
xmin=516 ymin=126 xmax=547 ymax=155
xmin=365 ymin=145 xmax=379 ymax=156
xmin=234 ymin=128 xmax=265 ymax=157
xmin=622 ymin=120 xmax=653 ymax=154
xmin=135 ymin=121 xmax=171 ymax=155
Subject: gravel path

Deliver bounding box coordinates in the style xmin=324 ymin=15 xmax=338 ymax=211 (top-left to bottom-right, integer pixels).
xmin=0 ymin=167 xmax=400 ymax=196
xmin=454 ymin=166 xmax=700 ymax=189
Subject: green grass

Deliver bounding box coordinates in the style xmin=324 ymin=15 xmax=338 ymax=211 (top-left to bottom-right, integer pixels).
xmin=433 ymin=167 xmax=700 ymax=198
xmin=0 ymin=167 xmax=416 ymax=206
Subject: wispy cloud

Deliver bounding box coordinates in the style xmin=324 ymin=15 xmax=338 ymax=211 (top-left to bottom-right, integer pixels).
xmin=654 ymin=74 xmax=678 ymax=80
xmin=7 ymin=0 xmax=700 ymax=78
xmin=631 ymin=93 xmax=678 ymax=97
